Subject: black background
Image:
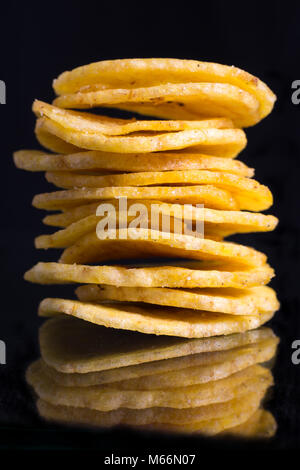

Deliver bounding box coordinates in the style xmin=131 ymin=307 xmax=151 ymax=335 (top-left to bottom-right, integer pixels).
xmin=0 ymin=0 xmax=299 ymax=456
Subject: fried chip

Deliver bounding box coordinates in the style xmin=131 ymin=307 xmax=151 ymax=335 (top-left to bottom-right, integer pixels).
xmin=25 ymin=261 xmax=274 ymax=289
xmin=36 ymin=391 xmax=265 ymax=433
xmin=41 ymin=201 xmax=277 ymax=238
xmin=34 ymin=110 xmax=247 ymax=156
xmin=33 ymin=186 xmax=239 ymax=211
xmin=53 ymin=58 xmax=276 ymax=122
xmin=41 ymin=335 xmax=278 ymax=387
xmin=39 ymin=317 xmax=275 ymax=373
xmin=34 ymin=202 xmax=277 ymax=249
xmin=45 ymin=170 xmax=272 ymax=212
xmin=26 ymin=361 xmax=271 ymax=411
xmin=52 ymin=83 xmax=260 ymax=128
xmin=38 ymin=297 xmax=275 ymax=338
xmin=75 ymin=285 xmax=279 ymax=316
xmin=33 ymin=101 xmax=235 ymax=134
xmin=57 ymin=229 xmax=267 ymax=267
xmin=13 ymin=150 xmax=254 ymax=176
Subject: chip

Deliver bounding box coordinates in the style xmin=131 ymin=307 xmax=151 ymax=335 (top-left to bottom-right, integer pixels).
xmin=26 ymin=361 xmax=271 ymax=411
xmin=41 ymin=335 xmax=278 ymax=387
xmin=57 ymin=229 xmax=267 ymax=267
xmin=41 ymin=201 xmax=277 ymax=239
xmin=39 ymin=316 xmax=275 ymax=373
xmin=75 ymin=285 xmax=279 ymax=316
xmin=13 ymin=150 xmax=254 ymax=176
xmin=52 ymin=58 xmax=276 ymax=122
xmin=25 ymin=261 xmax=274 ymax=289
xmin=45 ymin=169 xmax=272 ymax=212
xmin=35 ymin=119 xmax=81 ymax=154
xmin=33 ymin=101 xmax=235 ymax=134
xmin=33 ymin=186 xmax=239 ymax=211
xmin=34 ymin=203 xmax=278 ymax=249
xmin=52 ymin=83 xmax=260 ymax=128
xmin=34 ymin=109 xmax=247 ymax=156
xmin=38 ymin=297 xmax=275 ymax=338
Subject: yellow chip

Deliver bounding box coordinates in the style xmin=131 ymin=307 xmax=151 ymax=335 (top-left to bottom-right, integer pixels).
xmin=75 ymin=285 xmax=279 ymax=316
xmin=53 ymin=83 xmax=260 ymax=128
xmin=53 ymin=58 xmax=276 ymax=121
xmin=35 ymin=116 xmax=247 ymax=156
xmin=42 ymin=201 xmax=277 ymax=238
xmin=34 ymin=102 xmax=247 ymax=156
xmin=35 ymin=119 xmax=81 ymax=154
xmin=42 ymin=336 xmax=277 ymax=388
xmin=33 ymin=186 xmax=239 ymax=211
xmin=57 ymin=229 xmax=267 ymax=267
xmin=38 ymin=297 xmax=275 ymax=338
xmin=26 ymin=360 xmax=271 ymax=411
xmin=39 ymin=316 xmax=275 ymax=373
xmin=25 ymin=261 xmax=274 ymax=289
xmin=33 ymin=100 xmax=235 ymax=135
xmin=13 ymin=150 xmax=254 ymax=176
xmin=45 ymin=169 xmax=272 ymax=212
xmin=36 ymin=391 xmax=265 ymax=434
xmin=34 ymin=203 xmax=278 ymax=249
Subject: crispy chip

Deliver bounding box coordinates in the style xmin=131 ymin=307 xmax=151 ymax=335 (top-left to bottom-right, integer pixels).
xmin=52 ymin=83 xmax=260 ymax=128
xmin=13 ymin=150 xmax=254 ymax=176
xmin=42 ymin=201 xmax=277 ymax=238
xmin=35 ymin=120 xmax=81 ymax=154
xmin=38 ymin=297 xmax=275 ymax=338
xmin=53 ymin=58 xmax=276 ymax=121
xmin=42 ymin=335 xmax=278 ymax=387
xmin=57 ymin=229 xmax=267 ymax=267
xmin=25 ymin=261 xmax=274 ymax=289
xmin=26 ymin=361 xmax=271 ymax=411
xmin=34 ymin=112 xmax=247 ymax=156
xmin=33 ymin=186 xmax=239 ymax=211
xmin=45 ymin=170 xmax=272 ymax=212
xmin=34 ymin=203 xmax=277 ymax=249
xmin=75 ymin=285 xmax=279 ymax=316
xmin=39 ymin=317 xmax=275 ymax=374
xmin=33 ymin=101 xmax=235 ymax=134
xmin=36 ymin=391 xmax=265 ymax=434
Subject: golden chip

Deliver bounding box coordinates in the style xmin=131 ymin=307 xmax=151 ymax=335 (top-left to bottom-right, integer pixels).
xmin=13 ymin=150 xmax=254 ymax=176
xmin=33 ymin=101 xmax=235 ymax=135
xmin=25 ymin=261 xmax=274 ymax=289
xmin=75 ymin=285 xmax=279 ymax=316
xmin=53 ymin=58 xmax=276 ymax=121
xmin=57 ymin=229 xmax=267 ymax=267
xmin=33 ymin=186 xmax=239 ymax=211
xmin=53 ymin=83 xmax=260 ymax=128
xmin=38 ymin=297 xmax=275 ymax=338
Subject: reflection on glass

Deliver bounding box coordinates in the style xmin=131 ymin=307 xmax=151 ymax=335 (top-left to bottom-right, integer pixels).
xmin=27 ymin=316 xmax=278 ymax=438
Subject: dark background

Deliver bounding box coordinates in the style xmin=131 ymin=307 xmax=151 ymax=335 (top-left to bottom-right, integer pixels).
xmin=0 ymin=0 xmax=299 ymax=455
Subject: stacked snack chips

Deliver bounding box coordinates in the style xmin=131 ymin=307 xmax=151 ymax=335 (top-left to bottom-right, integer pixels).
xmin=14 ymin=59 xmax=279 ymax=437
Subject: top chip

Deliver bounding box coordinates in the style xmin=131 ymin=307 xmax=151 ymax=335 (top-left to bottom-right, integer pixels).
xmin=53 ymin=58 xmax=276 ymax=125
